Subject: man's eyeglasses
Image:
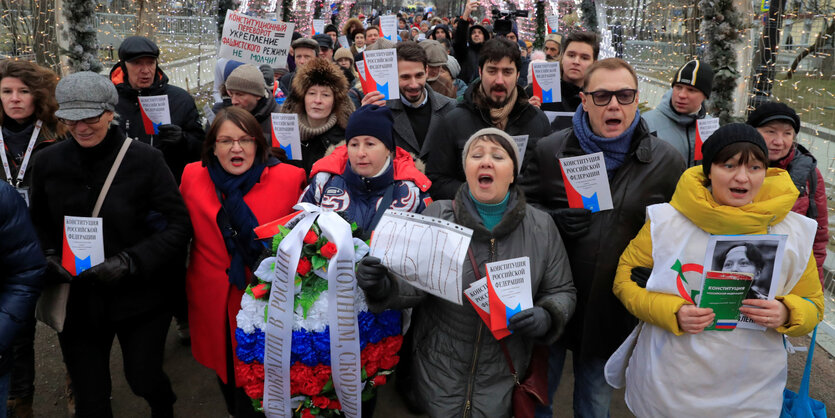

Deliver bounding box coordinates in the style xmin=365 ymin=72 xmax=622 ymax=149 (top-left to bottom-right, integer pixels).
xmin=216 ymin=137 xmax=256 ymax=149
xmin=58 ymin=113 xmax=105 ymax=126
xmin=583 ymin=89 xmax=638 ymax=106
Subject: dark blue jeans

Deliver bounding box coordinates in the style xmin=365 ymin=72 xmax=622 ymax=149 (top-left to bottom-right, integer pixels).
xmin=534 ymin=345 xmax=613 ymax=418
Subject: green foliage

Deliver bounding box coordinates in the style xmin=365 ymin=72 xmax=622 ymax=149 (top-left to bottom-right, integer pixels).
xmin=700 ymin=0 xmax=743 ymax=124
xmin=534 ymin=1 xmax=546 ymax=50
xmin=64 ymin=0 xmax=102 ymax=72
xmin=295 ymin=276 xmax=329 ymax=317
xmin=580 ymin=0 xmax=598 ymax=32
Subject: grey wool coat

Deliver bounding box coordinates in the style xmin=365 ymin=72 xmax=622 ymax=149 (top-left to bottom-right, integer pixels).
xmin=367 ymin=185 xmax=576 ymax=418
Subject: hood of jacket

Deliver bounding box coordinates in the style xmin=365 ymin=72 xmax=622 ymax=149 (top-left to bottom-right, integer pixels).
xmin=670 ymin=166 xmax=798 ymax=235
xmin=655 ymin=89 xmax=706 ymax=127
xmin=309 ymin=145 xmax=431 ymax=192
xmin=110 ymin=62 xmax=170 ymax=97
xmin=469 ymin=24 xmax=491 ymax=44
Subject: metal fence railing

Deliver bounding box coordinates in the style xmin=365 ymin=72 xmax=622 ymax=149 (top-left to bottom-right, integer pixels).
xmin=94 ymin=13 xmax=214 ymax=36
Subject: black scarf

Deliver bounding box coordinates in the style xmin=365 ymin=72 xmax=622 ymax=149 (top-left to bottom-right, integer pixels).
xmin=208 ymin=157 xmax=270 ymax=289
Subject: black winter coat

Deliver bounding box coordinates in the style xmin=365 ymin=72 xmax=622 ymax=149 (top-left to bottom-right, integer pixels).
xmin=519 ymin=120 xmax=685 ymax=360
xmin=425 ymin=82 xmax=551 ymax=200
xmin=29 ymin=127 xmax=192 ymax=325
xmin=300 ymin=124 xmax=346 ymax=175
xmin=452 ymin=20 xmax=489 ymax=84
xmin=0 ymin=182 xmax=45 ymax=374
xmin=109 ymin=64 xmax=204 ymax=184
xmin=524 ymin=79 xmax=583 ymax=131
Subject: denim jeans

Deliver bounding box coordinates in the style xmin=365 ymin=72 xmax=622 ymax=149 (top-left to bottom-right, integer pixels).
xmin=0 ymin=371 xmax=10 ymax=417
xmin=534 ymin=345 xmax=613 ymax=418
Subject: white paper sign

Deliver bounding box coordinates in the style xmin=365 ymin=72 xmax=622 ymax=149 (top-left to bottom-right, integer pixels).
xmin=369 ymin=210 xmax=473 ymax=305
xmin=338 ymin=35 xmax=350 ymax=49
xmin=547 ymin=15 xmax=560 ymax=33
xmin=270 ymin=113 xmax=302 ymax=160
xmin=695 ymin=116 xmax=720 ymax=161
xmin=312 ymin=19 xmax=325 ymax=35
xmin=511 ymin=135 xmax=529 ymax=167
xmin=464 ymin=278 xmax=491 ymax=313
xmin=357 ymin=49 xmax=400 ymax=100
xmin=558 ymin=152 xmax=614 ymax=212
xmin=62 ymin=216 xmax=105 ymax=275
xmin=219 ymin=10 xmax=294 ymax=69
xmin=544 ymin=111 xmax=574 ymax=124
xmin=379 ymin=15 xmax=398 ymax=41
xmin=137 ymin=95 xmax=171 ymax=135
xmin=203 ymin=103 xmax=216 ymax=126
xmin=486 ymin=256 xmax=534 ymax=317
xmin=531 ymin=62 xmax=562 ymax=104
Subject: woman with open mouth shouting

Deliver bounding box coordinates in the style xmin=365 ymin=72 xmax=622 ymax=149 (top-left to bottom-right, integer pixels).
xmin=611 ymin=123 xmax=823 ymax=416
xmin=354 ymin=127 xmax=576 ymax=417
xmin=179 ymin=107 xmax=306 ymax=417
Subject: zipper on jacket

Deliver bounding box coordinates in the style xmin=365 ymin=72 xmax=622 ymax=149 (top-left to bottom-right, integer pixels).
xmin=462 ymin=238 xmax=496 ymax=417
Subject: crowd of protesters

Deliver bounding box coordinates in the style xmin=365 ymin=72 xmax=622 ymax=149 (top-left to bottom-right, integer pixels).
xmin=0 ymin=2 xmax=826 ymax=417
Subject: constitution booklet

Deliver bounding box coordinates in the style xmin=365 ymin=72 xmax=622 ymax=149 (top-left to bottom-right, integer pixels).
xmin=698 ymin=271 xmax=753 ymax=331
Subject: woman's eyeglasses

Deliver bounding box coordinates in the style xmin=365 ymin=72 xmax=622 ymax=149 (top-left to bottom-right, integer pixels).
xmin=58 ymin=113 xmax=105 ymax=126
xmin=582 ymin=89 xmax=638 ymax=106
xmin=215 ymin=137 xmax=256 ymax=149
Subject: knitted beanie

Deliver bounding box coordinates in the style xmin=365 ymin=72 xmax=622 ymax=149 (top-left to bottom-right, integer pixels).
xmin=701 ymin=123 xmax=768 ymax=178
xmin=223 ymin=64 xmax=267 ymax=98
xmin=334 ymin=48 xmax=354 ymax=63
xmin=672 ymin=60 xmax=714 ymax=98
xmin=345 ymin=105 xmax=394 ymax=150
xmin=461 ymin=127 xmax=521 ymax=175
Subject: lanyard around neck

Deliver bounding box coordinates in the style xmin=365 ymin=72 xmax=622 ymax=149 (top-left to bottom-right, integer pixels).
xmin=0 ymin=119 xmax=43 ymax=187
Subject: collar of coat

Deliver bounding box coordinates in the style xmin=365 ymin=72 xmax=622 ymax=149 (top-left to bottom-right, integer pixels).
xmin=109 ymin=63 xmax=169 ymax=97
xmin=670 ymin=166 xmax=798 ymax=235
xmin=387 ymin=84 xmax=446 ymax=113
xmin=462 ymin=80 xmax=532 ymax=124
xmin=308 ymin=145 xmax=432 ymax=192
xmin=453 ymin=184 xmax=526 ymax=241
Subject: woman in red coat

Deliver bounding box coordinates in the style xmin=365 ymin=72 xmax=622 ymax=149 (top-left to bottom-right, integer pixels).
xmin=180 ymin=107 xmax=306 ymax=416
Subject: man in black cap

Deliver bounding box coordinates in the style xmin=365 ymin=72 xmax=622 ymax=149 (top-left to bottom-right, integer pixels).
xmin=279 ymin=37 xmax=320 ymax=97
xmin=324 ymin=24 xmax=339 ymax=49
xmin=109 ymin=35 xmax=204 ymax=182
xmin=453 ymin=1 xmax=491 ymax=83
xmin=313 ymin=33 xmax=335 ymax=61
xmin=644 ymin=59 xmax=715 ymax=166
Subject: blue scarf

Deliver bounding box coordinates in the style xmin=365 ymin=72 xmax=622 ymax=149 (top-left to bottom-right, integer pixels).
xmin=208 ymin=157 xmax=270 ymax=290
xmin=572 ymin=107 xmax=641 ymax=179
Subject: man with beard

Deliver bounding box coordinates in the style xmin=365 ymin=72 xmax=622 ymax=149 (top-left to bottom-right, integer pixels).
xmin=425 ymin=37 xmax=550 ymax=200
xmin=521 ymin=58 xmax=684 ymax=418
xmin=360 ymin=41 xmax=454 ymax=158
xmin=453 ymin=1 xmax=491 ymax=84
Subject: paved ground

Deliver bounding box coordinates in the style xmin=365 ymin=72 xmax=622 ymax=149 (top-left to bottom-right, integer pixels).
xmin=27 ymin=320 xmax=834 ymax=417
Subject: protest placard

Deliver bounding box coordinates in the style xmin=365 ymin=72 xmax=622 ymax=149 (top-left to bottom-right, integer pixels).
xmin=137 ymin=95 xmax=171 ymax=135
xmin=531 ymin=61 xmax=562 ymax=104
xmin=547 ymin=15 xmax=560 ymax=33
xmin=357 ymin=49 xmax=399 ymax=100
xmin=559 ymin=152 xmax=614 ymax=212
xmin=698 ymin=271 xmax=753 ymax=331
xmin=379 ymin=15 xmax=397 ymax=41
xmin=270 ymin=113 xmax=302 ymax=160
xmin=219 ymin=10 xmax=294 ymax=68
xmin=369 ymin=210 xmax=472 ymax=305
xmin=694 ymin=117 xmax=720 ymax=160
xmin=511 ymin=135 xmax=529 ymax=165
xmin=61 ymin=216 xmax=104 ymax=276
xmin=544 ymin=111 xmax=574 ymax=124
xmin=485 ymin=257 xmax=533 ymax=332
xmin=338 ymin=35 xmax=350 ymax=49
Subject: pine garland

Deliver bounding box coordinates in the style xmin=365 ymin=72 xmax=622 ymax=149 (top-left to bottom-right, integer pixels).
xmin=699 ymin=0 xmax=743 ymax=124
xmin=217 ymin=0 xmax=236 ymax=38
xmin=63 ymin=0 xmax=102 ymax=72
xmin=534 ymin=0 xmax=545 ymax=50
xmin=580 ymin=0 xmax=597 ymax=31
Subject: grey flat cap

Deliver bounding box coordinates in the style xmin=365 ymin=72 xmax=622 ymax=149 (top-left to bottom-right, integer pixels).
xmin=55 ymin=72 xmax=119 ymax=121
xmin=292 ymin=38 xmax=320 ymax=52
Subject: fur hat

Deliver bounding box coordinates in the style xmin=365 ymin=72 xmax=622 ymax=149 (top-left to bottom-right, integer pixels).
xmin=343 ymin=18 xmax=365 ymax=41
xmin=282 ymin=57 xmax=355 ymax=129
xmin=222 ymin=64 xmax=268 ymax=98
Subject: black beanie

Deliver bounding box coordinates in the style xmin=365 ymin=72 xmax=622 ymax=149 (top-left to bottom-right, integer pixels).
xmin=746 ymin=101 xmax=800 ymax=133
xmin=701 ymin=123 xmax=768 ymax=178
xmin=672 ymin=60 xmax=714 ymax=98
xmin=345 ymin=105 xmax=394 ymax=151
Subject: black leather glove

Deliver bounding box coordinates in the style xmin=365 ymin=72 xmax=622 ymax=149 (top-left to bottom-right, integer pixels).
xmin=507 ymin=307 xmax=551 ymax=337
xmin=259 ymin=64 xmax=275 ymax=88
xmin=157 ymin=123 xmax=184 ymax=149
xmin=77 ymin=252 xmax=136 ymax=285
xmin=356 ymin=256 xmax=390 ymax=300
xmin=548 ymin=208 xmax=592 ymax=239
xmin=631 ymin=266 xmax=652 ymax=289
xmin=45 ymin=252 xmax=73 ymax=283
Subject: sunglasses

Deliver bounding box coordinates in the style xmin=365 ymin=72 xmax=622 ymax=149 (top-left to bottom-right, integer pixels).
xmin=583 ymin=89 xmax=638 ymax=106
xmin=58 ymin=113 xmax=105 ymax=126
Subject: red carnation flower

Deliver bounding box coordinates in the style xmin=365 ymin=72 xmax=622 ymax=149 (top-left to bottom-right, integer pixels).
xmin=301 ymin=409 xmax=315 ymax=418
xmin=372 ymin=375 xmax=387 ymax=386
xmin=380 ymin=354 xmax=399 ymax=370
xmin=312 ymin=395 xmax=330 ymax=409
xmin=303 ymin=230 xmax=318 ymax=244
xmin=251 ymin=283 xmax=269 ymax=299
xmin=320 ymin=242 xmax=338 ymax=259
xmin=328 ymin=399 xmax=341 ymax=410
xmin=297 ymin=257 xmax=312 ymax=276
xmin=365 ymin=361 xmax=379 ymax=376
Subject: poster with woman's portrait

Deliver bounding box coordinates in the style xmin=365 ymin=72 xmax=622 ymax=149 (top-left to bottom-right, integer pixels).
xmin=703 ymin=234 xmax=788 ymax=331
